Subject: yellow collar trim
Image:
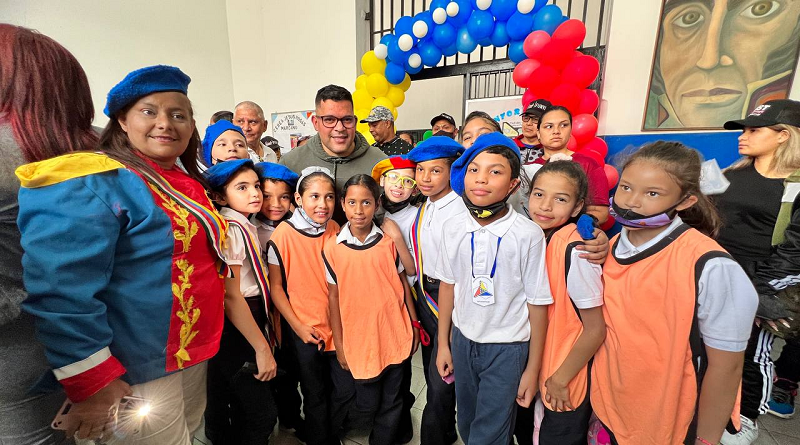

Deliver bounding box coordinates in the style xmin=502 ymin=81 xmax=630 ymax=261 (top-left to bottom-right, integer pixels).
xmin=15 ymin=152 xmax=125 ymax=188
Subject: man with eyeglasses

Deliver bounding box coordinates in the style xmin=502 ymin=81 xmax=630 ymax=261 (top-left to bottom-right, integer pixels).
xmin=280 ymin=84 xmax=387 ymax=224
xmin=515 ymin=99 xmax=550 ymax=164
xmin=361 ymin=106 xmax=413 ymax=156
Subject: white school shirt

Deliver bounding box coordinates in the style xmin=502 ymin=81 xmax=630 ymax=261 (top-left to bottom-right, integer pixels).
xmin=267 ymin=210 xmax=327 ymax=265
xmin=220 ymin=207 xmax=263 ymax=298
xmin=248 ymin=141 xmax=278 ymax=164
xmin=419 ymin=190 xmax=467 ymax=277
xmin=325 ymin=223 xmax=404 ymax=284
xmin=615 ymin=216 xmax=758 ymax=352
xmin=564 ymin=248 xmax=604 ymax=309
xmin=385 ymin=204 xmax=419 ymax=282
xmin=250 ymin=215 xmax=281 ymax=253
xmin=434 ymin=206 xmax=553 ymax=343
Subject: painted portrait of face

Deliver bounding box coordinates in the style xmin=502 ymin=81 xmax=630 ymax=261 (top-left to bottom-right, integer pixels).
xmin=644 ymin=0 xmax=800 ymax=130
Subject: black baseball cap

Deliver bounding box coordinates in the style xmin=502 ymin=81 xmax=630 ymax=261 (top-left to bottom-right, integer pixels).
xmin=522 ymin=99 xmax=552 ymax=118
xmin=724 ymin=99 xmax=800 ymax=130
xmin=431 ymin=113 xmax=456 ymax=127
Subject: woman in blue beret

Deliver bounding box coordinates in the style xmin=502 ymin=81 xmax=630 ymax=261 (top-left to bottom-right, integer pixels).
xmin=15 ymin=65 xmax=227 ymax=444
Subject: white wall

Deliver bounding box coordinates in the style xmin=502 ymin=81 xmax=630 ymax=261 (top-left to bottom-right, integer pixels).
xmin=396 ymin=76 xmax=465 ymax=131
xmin=0 ymin=0 xmax=237 ymax=129
xmin=598 ymin=0 xmax=800 ymax=136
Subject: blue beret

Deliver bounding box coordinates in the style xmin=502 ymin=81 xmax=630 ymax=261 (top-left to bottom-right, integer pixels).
xmin=204 ymin=159 xmax=255 ymax=190
xmin=255 ymin=162 xmax=299 ymax=190
xmin=202 ymin=121 xmax=246 ymax=166
xmin=450 ymin=132 xmax=521 ymax=196
xmin=405 ymin=136 xmax=464 ymax=163
xmin=104 ymin=65 xmax=191 ymax=117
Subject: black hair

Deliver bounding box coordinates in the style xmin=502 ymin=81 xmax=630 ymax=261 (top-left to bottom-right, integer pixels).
xmin=207 ymin=163 xmax=260 ymax=209
xmin=342 ymin=174 xmax=381 ymax=203
xmin=297 ymin=171 xmax=336 ymax=197
xmin=537 ymin=106 xmax=573 ymax=129
xmin=211 ymin=110 xmax=233 ymax=123
xmin=397 ymin=131 xmax=415 ymax=144
xmin=460 ymin=111 xmax=501 ymax=140
xmin=621 ymin=141 xmax=722 ymax=237
xmin=483 ymin=146 xmax=521 ymax=180
xmin=315 ymin=85 xmax=353 ymax=108
xmin=262 ymin=177 xmax=297 ymax=206
xmin=529 ymin=160 xmax=589 ymax=216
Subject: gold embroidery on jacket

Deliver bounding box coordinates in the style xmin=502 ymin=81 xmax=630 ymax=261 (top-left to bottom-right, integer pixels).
xmin=149 ymin=185 xmax=199 ymax=253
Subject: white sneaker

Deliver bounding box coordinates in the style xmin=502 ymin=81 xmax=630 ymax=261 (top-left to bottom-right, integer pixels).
xmin=720 ymin=415 xmax=759 ymax=445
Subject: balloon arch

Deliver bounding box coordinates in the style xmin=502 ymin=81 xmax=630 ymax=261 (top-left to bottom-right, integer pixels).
xmin=352 ymin=0 xmax=616 ymax=191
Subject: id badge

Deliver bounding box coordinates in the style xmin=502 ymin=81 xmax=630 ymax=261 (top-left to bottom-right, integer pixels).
xmin=472 ymin=275 xmax=495 ymax=307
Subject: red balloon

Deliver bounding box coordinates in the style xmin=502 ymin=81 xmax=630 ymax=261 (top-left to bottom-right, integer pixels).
xmin=539 ymin=40 xmax=574 ymax=71
xmin=549 ymin=83 xmax=581 ymax=116
xmin=523 ymin=31 xmax=551 ymax=60
xmin=529 ymin=66 xmax=560 ymax=98
xmin=604 ymin=163 xmax=619 ymax=189
xmin=600 ymin=216 xmax=616 ymax=231
xmin=572 ymin=114 xmax=599 ymax=145
xmin=552 ymin=19 xmax=587 ymax=49
xmin=566 ymin=136 xmax=578 ymax=152
xmin=578 ymin=89 xmax=600 ymax=114
xmin=562 ymin=55 xmax=600 ymax=89
xmin=522 ymin=89 xmax=537 ymax=109
xmin=512 ymin=59 xmax=541 ymax=89
xmin=582 ymin=137 xmax=609 ymax=163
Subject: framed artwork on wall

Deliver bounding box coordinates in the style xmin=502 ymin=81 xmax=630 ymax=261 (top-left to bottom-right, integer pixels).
xmin=642 ymin=0 xmax=800 ymax=131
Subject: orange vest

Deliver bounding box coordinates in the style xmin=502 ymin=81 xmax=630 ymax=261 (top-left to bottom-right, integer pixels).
xmin=591 ymin=225 xmax=740 ymax=444
xmin=322 ymin=234 xmax=413 ymax=380
xmin=268 ymin=220 xmax=340 ymax=352
xmin=539 ymin=224 xmax=590 ymax=410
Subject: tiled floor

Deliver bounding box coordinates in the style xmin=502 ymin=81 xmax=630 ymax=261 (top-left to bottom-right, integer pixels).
xmin=195 ymin=345 xmax=800 ymax=445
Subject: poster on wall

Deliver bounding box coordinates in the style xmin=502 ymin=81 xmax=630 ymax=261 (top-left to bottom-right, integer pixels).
xmin=643 ymin=1 xmax=800 ymax=131
xmin=271 ymin=110 xmax=315 ymax=153
xmin=465 ymin=96 xmax=524 ymax=138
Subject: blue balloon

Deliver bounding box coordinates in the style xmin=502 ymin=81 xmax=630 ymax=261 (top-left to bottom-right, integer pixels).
xmin=478 ymin=37 xmax=492 ymax=47
xmin=532 ymin=4 xmax=563 ymax=35
xmin=387 ymin=39 xmax=409 ymax=64
xmin=433 ymin=23 xmax=457 ymax=48
xmin=395 ymin=16 xmax=415 ymax=37
xmin=506 ymin=11 xmax=534 ymax=41
xmin=442 ymin=41 xmax=458 ymax=57
xmin=430 ymin=0 xmax=449 ymax=12
xmin=467 ymin=10 xmax=495 ymax=41
xmin=533 ymin=0 xmax=549 ymax=14
xmin=419 ymin=41 xmax=443 ymax=67
xmin=414 ymin=11 xmax=434 ymax=35
xmin=405 ymin=48 xmax=423 ymax=74
xmin=385 ymin=62 xmax=407 ymax=85
xmin=456 ymin=25 xmax=478 ymax=54
xmin=490 ymin=21 xmax=510 ymax=47
xmin=450 ymin=0 xmax=472 ymax=26
xmin=380 ymin=34 xmax=396 ymax=46
xmin=490 ymin=0 xmax=517 ymax=21
xmin=508 ymin=39 xmax=526 ymax=63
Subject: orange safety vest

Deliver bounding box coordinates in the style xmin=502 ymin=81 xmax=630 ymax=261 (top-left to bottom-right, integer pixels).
xmin=268 ymin=220 xmax=340 ymax=352
xmin=539 ymin=224 xmax=591 ymax=411
xmin=322 ymin=234 xmax=413 ymax=380
xmin=591 ymin=224 xmax=740 ymax=444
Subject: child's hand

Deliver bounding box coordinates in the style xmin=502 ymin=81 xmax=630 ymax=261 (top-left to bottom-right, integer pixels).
xmin=436 ymin=345 xmax=454 ymax=378
xmin=544 ymin=374 xmax=574 ymax=412
xmin=411 ymin=327 xmax=421 ymax=355
xmin=336 ymin=349 xmax=349 ymax=371
xmin=516 ymin=368 xmax=538 ymax=408
xmin=294 ymin=324 xmax=321 ymax=345
xmin=576 ymin=228 xmax=609 ymax=265
xmin=381 ymin=218 xmax=402 ymax=241
xmin=255 ymin=349 xmax=278 ymax=381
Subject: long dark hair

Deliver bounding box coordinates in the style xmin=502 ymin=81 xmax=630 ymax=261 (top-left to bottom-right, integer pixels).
xmin=0 ymin=24 xmax=98 ymax=162
xmin=530 ymin=160 xmax=589 ymax=215
xmin=621 ymin=141 xmax=722 ymax=237
xmin=98 ymin=101 xmax=206 ymax=187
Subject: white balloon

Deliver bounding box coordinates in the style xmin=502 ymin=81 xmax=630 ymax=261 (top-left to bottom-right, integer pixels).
xmin=476 ymin=0 xmax=492 ymax=10
xmin=408 ymin=53 xmax=422 ymax=69
xmin=517 ymin=0 xmax=535 ymax=14
xmin=446 ymin=1 xmax=459 ymax=17
xmin=413 ymin=21 xmax=429 ymax=38
xmin=432 ymin=8 xmax=448 ymax=24
xmin=374 ymin=43 xmax=388 ymax=60
xmin=398 ymin=34 xmax=414 ymax=52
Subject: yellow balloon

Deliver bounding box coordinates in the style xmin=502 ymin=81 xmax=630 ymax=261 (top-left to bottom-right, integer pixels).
xmin=352 ymin=89 xmax=373 ymax=111
xmin=355 ymin=74 xmax=368 ymax=91
xmin=357 ymin=121 xmax=369 ymax=134
xmin=355 ymin=108 xmax=370 ymax=120
xmin=398 ymin=74 xmax=412 ymax=92
xmin=391 ymin=107 xmax=398 ymax=120
xmin=366 ymin=73 xmax=390 ymax=98
xmin=386 ymin=86 xmax=405 ymax=108
xmin=361 ymin=51 xmax=386 ymax=76
xmin=360 ymin=128 xmax=375 ymax=145
xmin=371 ymin=96 xmax=394 ymax=111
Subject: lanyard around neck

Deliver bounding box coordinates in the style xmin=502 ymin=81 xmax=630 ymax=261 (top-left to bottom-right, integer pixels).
xmin=470 ymin=232 xmax=502 ymax=279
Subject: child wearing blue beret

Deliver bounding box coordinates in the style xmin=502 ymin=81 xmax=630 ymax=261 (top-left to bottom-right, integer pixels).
xmin=202 ymin=120 xmax=248 ymax=168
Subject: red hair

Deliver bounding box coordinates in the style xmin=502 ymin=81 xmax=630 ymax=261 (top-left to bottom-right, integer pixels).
xmin=0 ymin=24 xmax=97 ymax=162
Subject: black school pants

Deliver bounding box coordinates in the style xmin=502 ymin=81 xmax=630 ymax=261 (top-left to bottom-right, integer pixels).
xmin=352 ymin=363 xmax=406 ymax=445
xmin=273 ymin=317 xmax=304 ymax=429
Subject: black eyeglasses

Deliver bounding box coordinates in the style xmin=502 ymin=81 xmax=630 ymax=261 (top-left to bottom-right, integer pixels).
xmin=318 ymin=115 xmax=357 ymax=129
xmin=521 ymin=115 xmax=539 ymax=123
